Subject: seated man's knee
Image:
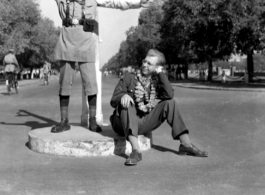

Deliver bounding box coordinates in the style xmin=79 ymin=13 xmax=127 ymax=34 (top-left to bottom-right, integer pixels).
xmin=110 ymin=111 xmax=125 ymax=137
xmin=160 ymin=98 xmax=176 ymax=106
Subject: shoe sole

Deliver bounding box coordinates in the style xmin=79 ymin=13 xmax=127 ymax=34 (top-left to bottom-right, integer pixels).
xmin=51 ymin=126 xmax=71 ymax=133
xmin=124 ymin=162 xmax=138 ymax=166
xmin=178 ymin=151 xmax=208 ymax=157
xmin=88 ymin=127 xmax=102 ymax=133
xmin=124 ymin=159 xmax=141 ymax=166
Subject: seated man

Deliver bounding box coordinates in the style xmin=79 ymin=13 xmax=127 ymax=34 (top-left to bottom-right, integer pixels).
xmin=110 ymin=49 xmax=208 ymax=166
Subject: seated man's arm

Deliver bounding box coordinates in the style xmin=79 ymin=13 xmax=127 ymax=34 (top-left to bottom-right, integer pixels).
xmin=156 ymin=72 xmax=174 ymax=99
xmin=110 ymin=74 xmax=131 ymax=108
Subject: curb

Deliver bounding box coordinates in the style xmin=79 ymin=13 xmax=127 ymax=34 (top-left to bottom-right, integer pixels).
xmin=172 ymin=83 xmax=265 ymax=92
xmin=28 ymin=126 xmax=152 ymax=157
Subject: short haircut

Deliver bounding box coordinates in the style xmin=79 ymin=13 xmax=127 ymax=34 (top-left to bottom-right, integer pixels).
xmin=146 ymin=49 xmax=166 ymax=66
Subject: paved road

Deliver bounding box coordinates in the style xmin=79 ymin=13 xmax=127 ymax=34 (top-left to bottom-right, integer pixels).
xmin=0 ymin=75 xmax=265 ymax=195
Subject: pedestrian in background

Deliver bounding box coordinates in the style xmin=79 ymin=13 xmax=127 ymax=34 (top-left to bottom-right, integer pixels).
xmin=221 ymin=70 xmax=226 ymax=83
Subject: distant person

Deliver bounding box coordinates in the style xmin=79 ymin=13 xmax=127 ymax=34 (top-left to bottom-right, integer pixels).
xmin=43 ymin=61 xmax=51 ymax=85
xmin=3 ymin=49 xmax=19 ymax=87
xmin=110 ymin=49 xmax=208 ymax=166
xmin=221 ymin=70 xmax=226 ymax=83
xmin=204 ymin=70 xmax=208 ymax=81
xmin=176 ymin=65 xmax=182 ymax=80
xmin=43 ymin=61 xmax=51 ymax=75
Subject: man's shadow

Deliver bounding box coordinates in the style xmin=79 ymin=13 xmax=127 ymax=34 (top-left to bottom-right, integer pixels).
xmin=0 ymin=109 xmax=57 ymax=130
xmin=0 ymin=109 xmax=58 ymax=149
xmin=151 ymin=144 xmax=181 ymax=155
xmin=1 ymin=92 xmax=13 ymax=96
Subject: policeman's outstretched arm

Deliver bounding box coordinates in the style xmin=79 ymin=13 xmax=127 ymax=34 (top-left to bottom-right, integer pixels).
xmin=140 ymin=0 xmax=156 ymax=8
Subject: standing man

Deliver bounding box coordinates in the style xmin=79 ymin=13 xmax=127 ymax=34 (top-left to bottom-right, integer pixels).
xmin=110 ymin=49 xmax=208 ymax=166
xmin=52 ymin=0 xmax=154 ymax=133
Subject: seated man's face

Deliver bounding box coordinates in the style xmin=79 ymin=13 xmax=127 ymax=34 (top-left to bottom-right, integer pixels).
xmin=141 ymin=56 xmax=158 ymax=77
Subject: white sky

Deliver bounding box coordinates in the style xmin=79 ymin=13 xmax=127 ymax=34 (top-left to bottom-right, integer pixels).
xmin=38 ymin=0 xmax=141 ymax=67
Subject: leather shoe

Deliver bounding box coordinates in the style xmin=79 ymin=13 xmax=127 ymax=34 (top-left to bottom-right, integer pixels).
xmin=125 ymin=150 xmax=142 ymax=166
xmin=51 ymin=118 xmax=71 ymax=133
xmin=179 ymin=143 xmax=208 ymax=157
xmin=89 ymin=117 xmax=102 ymax=132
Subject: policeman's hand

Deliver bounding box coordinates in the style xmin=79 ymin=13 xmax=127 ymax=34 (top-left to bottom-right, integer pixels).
xmin=120 ymin=94 xmax=134 ymax=109
xmin=140 ymin=0 xmax=156 ymax=8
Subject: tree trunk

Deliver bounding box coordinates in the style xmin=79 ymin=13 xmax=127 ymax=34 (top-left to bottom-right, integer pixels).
xmin=247 ymin=50 xmax=254 ymax=83
xmin=207 ymin=58 xmax=213 ymax=81
xmin=184 ymin=63 xmax=188 ymax=79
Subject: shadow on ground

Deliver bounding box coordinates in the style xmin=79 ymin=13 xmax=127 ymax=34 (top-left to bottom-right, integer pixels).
xmin=0 ymin=109 xmax=181 ymax=158
xmin=0 ymin=109 xmax=57 ymax=130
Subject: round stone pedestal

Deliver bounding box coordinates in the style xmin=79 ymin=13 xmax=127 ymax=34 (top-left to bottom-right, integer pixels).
xmin=28 ymin=125 xmax=152 ymax=157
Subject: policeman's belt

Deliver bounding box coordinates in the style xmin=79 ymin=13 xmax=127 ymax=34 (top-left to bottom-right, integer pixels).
xmin=63 ymin=18 xmax=97 ymax=32
xmin=63 ymin=18 xmax=95 ymax=27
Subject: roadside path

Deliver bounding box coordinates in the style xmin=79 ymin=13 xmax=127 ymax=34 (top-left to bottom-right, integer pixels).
xmin=1 ymin=75 xmax=265 ymax=92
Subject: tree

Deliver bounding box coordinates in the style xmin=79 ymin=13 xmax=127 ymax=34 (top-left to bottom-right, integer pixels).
xmin=232 ymin=0 xmax=265 ymax=82
xmin=161 ymin=0 xmax=235 ymax=81
xmin=103 ymin=2 xmax=163 ymax=70
xmin=0 ymin=0 xmax=60 ymax=69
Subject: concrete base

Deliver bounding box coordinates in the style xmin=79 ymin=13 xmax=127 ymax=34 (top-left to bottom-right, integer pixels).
xmin=28 ymin=125 xmax=152 ymax=157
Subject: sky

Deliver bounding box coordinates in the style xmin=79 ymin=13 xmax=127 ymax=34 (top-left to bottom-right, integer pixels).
xmin=38 ymin=0 xmax=141 ymax=67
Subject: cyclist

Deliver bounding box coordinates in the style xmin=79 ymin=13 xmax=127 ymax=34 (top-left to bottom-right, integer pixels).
xmin=43 ymin=61 xmax=51 ymax=85
xmin=3 ymin=49 xmax=19 ymax=94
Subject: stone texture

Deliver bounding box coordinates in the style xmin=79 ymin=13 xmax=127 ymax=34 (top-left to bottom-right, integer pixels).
xmin=28 ymin=125 xmax=152 ymax=157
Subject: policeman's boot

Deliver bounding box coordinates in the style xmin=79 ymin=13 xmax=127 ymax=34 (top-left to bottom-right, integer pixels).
xmin=51 ymin=118 xmax=70 ymax=133
xmin=51 ymin=97 xmax=71 ymax=133
xmin=88 ymin=108 xmax=102 ymax=132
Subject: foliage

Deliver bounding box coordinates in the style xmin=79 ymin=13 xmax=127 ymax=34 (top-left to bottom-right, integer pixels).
xmin=103 ymin=1 xmax=163 ymax=70
xmin=232 ymin=0 xmax=265 ymax=81
xmin=161 ymin=0 xmax=236 ymax=81
xmin=103 ymin=0 xmax=265 ymax=82
xmin=0 ymin=0 xmax=59 ymax=68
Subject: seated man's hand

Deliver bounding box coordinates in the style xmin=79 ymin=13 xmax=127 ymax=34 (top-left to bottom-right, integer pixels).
xmin=140 ymin=0 xmax=156 ymax=8
xmin=155 ymin=66 xmax=163 ymax=74
xmin=121 ymin=94 xmax=134 ymax=109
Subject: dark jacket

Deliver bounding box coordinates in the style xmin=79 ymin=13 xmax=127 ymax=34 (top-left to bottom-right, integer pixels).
xmin=110 ymin=72 xmax=174 ymax=108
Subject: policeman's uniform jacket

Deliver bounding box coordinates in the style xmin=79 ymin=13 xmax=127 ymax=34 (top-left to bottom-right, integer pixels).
xmin=54 ymin=0 xmax=143 ymax=62
xmin=110 ymin=72 xmax=174 ymax=110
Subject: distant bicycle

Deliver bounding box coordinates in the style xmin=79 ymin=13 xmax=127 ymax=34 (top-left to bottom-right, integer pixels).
xmin=6 ymin=72 xmax=18 ymax=95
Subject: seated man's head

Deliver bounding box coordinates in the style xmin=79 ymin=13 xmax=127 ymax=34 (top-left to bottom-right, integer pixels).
xmin=141 ymin=49 xmax=165 ymax=77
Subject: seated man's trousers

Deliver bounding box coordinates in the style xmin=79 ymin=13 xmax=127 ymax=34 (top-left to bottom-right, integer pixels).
xmin=110 ymin=99 xmax=189 ymax=140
